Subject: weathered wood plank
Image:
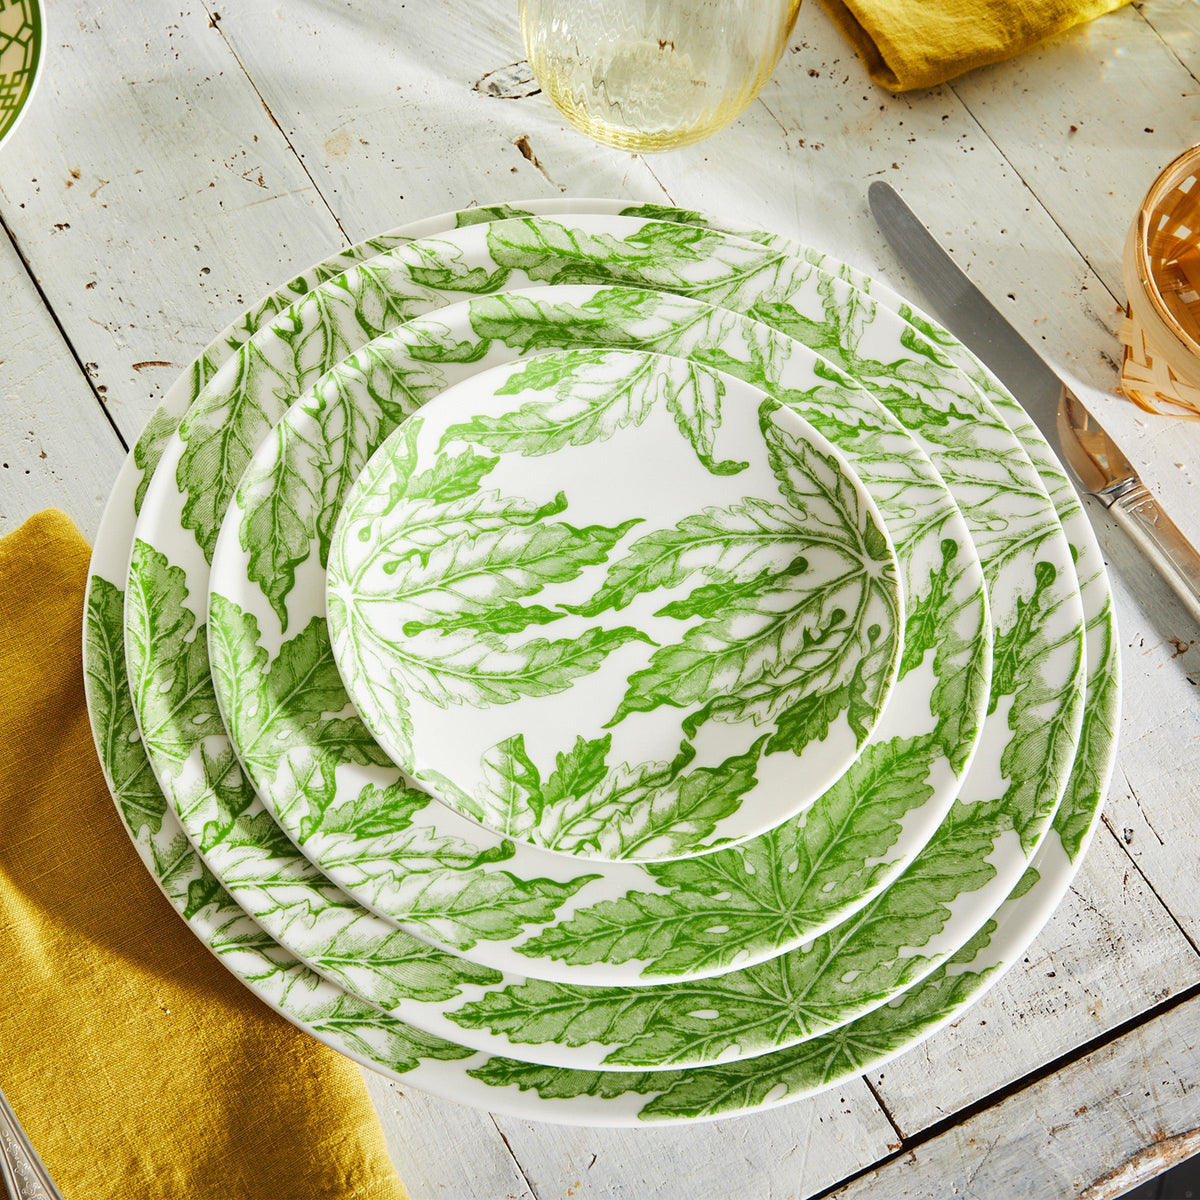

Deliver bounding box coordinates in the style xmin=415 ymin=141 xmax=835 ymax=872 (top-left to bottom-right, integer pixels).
xmin=362 ymin=1072 xmax=535 ymax=1200
xmin=866 ymin=825 xmax=1200 ymax=1135
xmin=204 ymin=0 xmax=672 ymax=241
xmin=1100 ymin=662 xmax=1200 ymax=952
xmin=1081 ymin=466 xmax=1200 ymax=962
xmin=952 ymin=3 xmax=1200 ymax=305
xmin=1135 ymin=0 xmax=1200 ymax=82
xmin=947 ymin=2 xmax=1200 ymax=558
xmin=827 ymin=989 xmax=1200 ymax=1200
xmin=491 ymin=1078 xmax=898 ymax=1200
xmin=0 ymin=2 xmax=341 ymax=446
xmin=0 ymin=231 xmax=125 ymax=541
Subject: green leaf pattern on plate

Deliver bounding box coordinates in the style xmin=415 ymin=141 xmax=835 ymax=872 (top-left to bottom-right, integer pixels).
xmin=326 ymin=349 xmax=903 ymax=860
xmin=199 ymin=270 xmax=1003 ymax=1032
xmin=91 ymin=545 xmax=1111 ymax=1118
xmin=208 ymin=288 xmax=986 ymax=982
xmin=122 ymin=211 xmax=1077 ymax=1066
xmin=446 ymin=344 xmax=748 ymax=476
xmin=77 ymin=201 xmax=1113 ymax=1099
xmin=171 ymin=233 xmax=541 ymax=565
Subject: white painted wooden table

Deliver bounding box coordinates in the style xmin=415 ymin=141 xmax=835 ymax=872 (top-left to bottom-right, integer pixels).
xmin=3 ymin=3 xmax=1200 ymax=1196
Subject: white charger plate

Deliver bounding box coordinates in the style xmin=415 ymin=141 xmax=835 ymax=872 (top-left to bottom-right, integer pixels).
xmin=79 ymin=204 xmax=1118 ymax=1113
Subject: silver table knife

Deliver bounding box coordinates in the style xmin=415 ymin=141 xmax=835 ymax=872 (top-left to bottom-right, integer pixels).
xmin=869 ymin=180 xmax=1200 ymax=625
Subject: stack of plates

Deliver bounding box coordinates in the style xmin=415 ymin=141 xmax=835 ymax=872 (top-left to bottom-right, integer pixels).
xmin=83 ymin=201 xmax=1120 ymax=1127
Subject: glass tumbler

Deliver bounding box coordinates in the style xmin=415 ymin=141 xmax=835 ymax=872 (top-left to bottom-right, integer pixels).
xmin=519 ymin=0 xmax=802 ymax=153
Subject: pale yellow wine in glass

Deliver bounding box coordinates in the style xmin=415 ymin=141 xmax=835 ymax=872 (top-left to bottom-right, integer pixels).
xmin=519 ymin=0 xmax=802 ymax=152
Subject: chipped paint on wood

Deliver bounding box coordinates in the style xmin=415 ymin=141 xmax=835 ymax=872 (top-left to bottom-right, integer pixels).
xmin=475 ymin=60 xmax=541 ymax=99
xmin=1079 ymin=1127 xmax=1200 ymax=1199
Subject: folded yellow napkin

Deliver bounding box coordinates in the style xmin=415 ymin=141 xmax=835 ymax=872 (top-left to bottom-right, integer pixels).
xmin=820 ymin=0 xmax=1130 ymax=91
xmin=0 ymin=510 xmax=407 ymax=1200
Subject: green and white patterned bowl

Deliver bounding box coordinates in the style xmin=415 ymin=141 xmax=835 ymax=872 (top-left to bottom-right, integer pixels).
xmin=0 ymin=1 xmax=42 ymax=150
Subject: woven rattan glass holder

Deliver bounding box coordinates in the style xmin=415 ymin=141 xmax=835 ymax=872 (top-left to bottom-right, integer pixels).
xmin=1120 ymin=143 xmax=1200 ymax=419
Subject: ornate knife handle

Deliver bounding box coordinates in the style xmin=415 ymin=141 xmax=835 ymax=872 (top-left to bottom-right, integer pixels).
xmin=1102 ymin=477 xmax=1200 ymax=627
xmin=0 ymin=1089 xmax=64 ymax=1200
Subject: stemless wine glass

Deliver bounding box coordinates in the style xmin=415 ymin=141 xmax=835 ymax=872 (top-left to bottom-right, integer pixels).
xmin=518 ymin=0 xmax=802 ymax=153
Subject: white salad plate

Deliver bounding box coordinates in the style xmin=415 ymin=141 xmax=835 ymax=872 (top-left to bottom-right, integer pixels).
xmin=325 ymin=346 xmax=904 ymax=862
xmin=206 ymin=290 xmax=985 ymax=988
xmin=80 ymin=200 xmax=1119 ymax=1122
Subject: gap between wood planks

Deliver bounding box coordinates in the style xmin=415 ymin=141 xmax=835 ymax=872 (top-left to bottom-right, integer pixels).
xmin=809 ymin=807 xmax=1200 ymax=1195
xmin=200 ymin=6 xmax=351 ymax=246
xmin=943 ymin=2 xmax=1197 ymax=322
xmin=490 ymin=1116 xmax=539 ymax=1199
xmin=508 ymin=123 xmax=677 ymax=206
xmin=941 ymin=82 xmax=1128 ymax=317
xmin=809 ymin=979 xmax=1200 ymax=1198
xmin=1134 ymin=2 xmax=1200 ymax=89
xmin=483 ymin=57 xmax=678 ymax=207
xmin=0 ymin=206 xmax=129 ymax=454
xmin=1103 ymin=784 xmax=1200 ymax=960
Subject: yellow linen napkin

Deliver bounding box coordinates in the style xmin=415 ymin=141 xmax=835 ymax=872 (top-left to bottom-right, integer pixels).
xmin=0 ymin=509 xmax=408 ymax=1200
xmin=819 ymin=0 xmax=1130 ymax=91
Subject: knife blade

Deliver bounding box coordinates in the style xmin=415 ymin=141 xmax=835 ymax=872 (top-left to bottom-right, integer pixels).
xmin=868 ymin=179 xmax=1200 ymax=625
